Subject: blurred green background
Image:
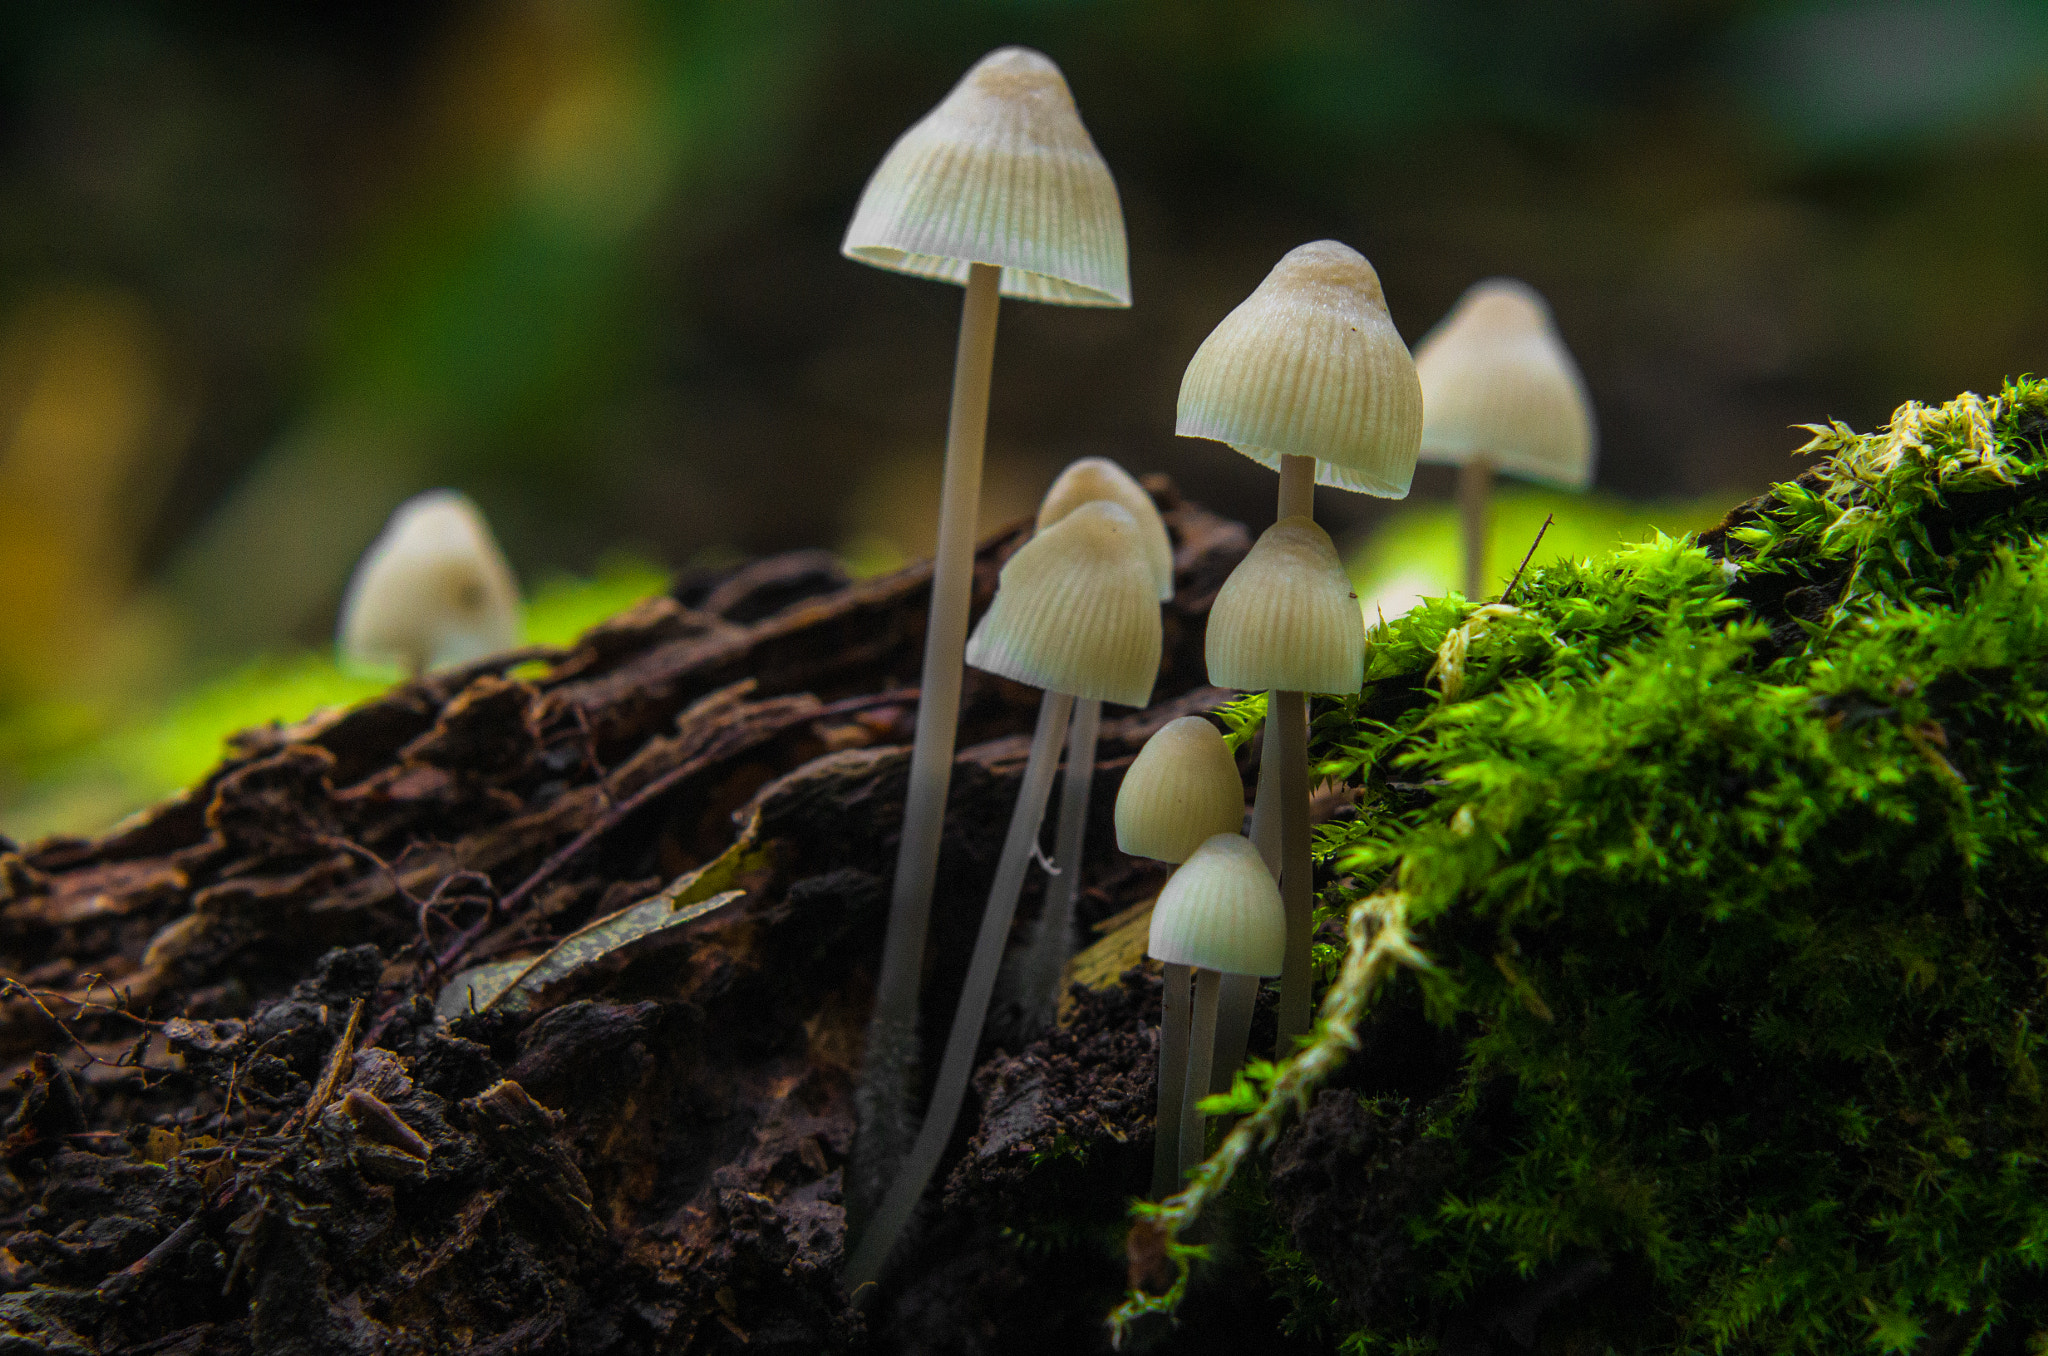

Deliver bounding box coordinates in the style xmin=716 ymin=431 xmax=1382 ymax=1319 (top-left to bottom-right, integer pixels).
xmin=1 ymin=0 xmax=2043 ymax=840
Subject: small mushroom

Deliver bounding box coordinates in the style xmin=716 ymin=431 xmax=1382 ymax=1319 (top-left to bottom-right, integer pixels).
xmin=1114 ymin=715 xmax=1248 ymax=1194
xmin=848 ymin=500 xmax=1160 ymax=1288
xmin=1147 ymin=833 xmax=1285 ymax=1189
xmin=1009 ymin=459 xmax=1176 ymax=1038
xmin=337 ymin=491 xmax=519 ymax=679
xmin=845 ymin=49 xmax=1132 ymax=1221
xmin=1414 ymin=279 xmax=1596 ymax=597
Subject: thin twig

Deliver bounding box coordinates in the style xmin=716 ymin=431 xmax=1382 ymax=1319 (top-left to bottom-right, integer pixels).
xmin=1499 ymin=513 xmax=1555 ymax=604
xmin=281 ymin=999 xmax=362 ymax=1137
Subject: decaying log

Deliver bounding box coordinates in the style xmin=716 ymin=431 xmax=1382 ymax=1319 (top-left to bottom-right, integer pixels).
xmin=0 ymin=480 xmax=1261 ymax=1355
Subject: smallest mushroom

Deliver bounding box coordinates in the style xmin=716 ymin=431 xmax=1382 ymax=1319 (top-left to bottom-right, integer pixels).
xmin=1117 ymin=715 xmax=1249 ymax=1195
xmin=1146 ymin=832 xmax=1285 ymax=1190
xmin=338 ymin=490 xmax=520 ymax=679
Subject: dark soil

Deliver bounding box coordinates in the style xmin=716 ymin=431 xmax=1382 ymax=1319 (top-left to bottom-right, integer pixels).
xmin=0 ymin=481 xmax=1319 ymax=1355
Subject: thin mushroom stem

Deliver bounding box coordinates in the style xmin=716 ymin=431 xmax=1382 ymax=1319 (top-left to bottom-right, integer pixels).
xmin=857 ymin=262 xmax=1003 ymax=1211
xmin=1459 ymin=455 xmax=1492 ymax=598
xmin=848 ymin=686 xmax=1075 ymax=1291
xmin=1278 ymin=452 xmax=1316 ymax=519
xmin=1210 ymin=719 xmax=1274 ymax=1097
xmin=1273 ymin=451 xmax=1318 ymax=1051
xmin=1210 ymin=975 xmax=1257 ymax=1098
xmin=1153 ymin=960 xmax=1192 ymax=1198
xmin=1273 ymin=689 xmax=1314 ymax=1049
xmin=1180 ymin=968 xmax=1222 ymax=1179
xmin=1017 ymin=696 xmax=1101 ymax=1034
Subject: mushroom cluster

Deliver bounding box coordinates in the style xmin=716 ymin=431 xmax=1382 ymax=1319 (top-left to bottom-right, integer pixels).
xmin=834 ymin=44 xmax=1603 ymax=1290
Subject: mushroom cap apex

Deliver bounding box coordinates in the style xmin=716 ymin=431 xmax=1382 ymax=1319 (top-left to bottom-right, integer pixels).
xmin=339 ymin=490 xmax=521 ymax=675
xmin=1176 ymin=239 xmax=1421 ymax=496
xmin=842 ymin=46 xmax=1130 ymax=307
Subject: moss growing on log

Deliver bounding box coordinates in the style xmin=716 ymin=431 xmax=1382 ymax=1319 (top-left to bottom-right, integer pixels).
xmin=1125 ymin=381 xmax=2048 ymax=1352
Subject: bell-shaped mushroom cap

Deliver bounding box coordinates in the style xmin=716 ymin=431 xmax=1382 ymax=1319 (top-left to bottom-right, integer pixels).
xmin=1037 ymin=457 xmax=1174 ymax=601
xmin=1147 ymin=833 xmax=1285 ymax=977
xmin=843 ymin=47 xmax=1129 ymax=308
xmin=1116 ymin=717 xmax=1246 ymax=863
xmin=1206 ymin=516 xmax=1363 ymax=695
xmin=1176 ymin=241 xmax=1423 ymax=498
xmin=339 ymin=490 xmax=520 ymax=674
xmin=965 ymin=500 xmax=1162 ymax=707
xmin=1415 ymin=279 xmax=1596 ymax=490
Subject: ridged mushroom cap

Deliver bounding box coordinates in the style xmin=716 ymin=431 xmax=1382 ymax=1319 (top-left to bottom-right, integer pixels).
xmin=1147 ymin=833 xmax=1285 ymax=976
xmin=1037 ymin=457 xmax=1174 ymax=601
xmin=339 ymin=490 xmax=520 ymax=674
xmin=1206 ymin=516 xmax=1363 ymax=695
xmin=1415 ymin=279 xmax=1596 ymax=489
xmin=965 ymin=500 xmax=1162 ymax=706
xmin=1176 ymin=240 xmax=1423 ymax=498
xmin=1116 ymin=717 xmax=1246 ymax=863
xmin=842 ymin=47 xmax=1129 ymax=308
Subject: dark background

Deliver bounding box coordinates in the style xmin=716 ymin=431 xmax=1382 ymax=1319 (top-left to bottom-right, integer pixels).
xmin=0 ymin=0 xmax=2042 ymax=794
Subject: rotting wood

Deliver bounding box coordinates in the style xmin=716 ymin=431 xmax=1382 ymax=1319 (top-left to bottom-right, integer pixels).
xmin=0 ymin=480 xmax=1253 ymax=1356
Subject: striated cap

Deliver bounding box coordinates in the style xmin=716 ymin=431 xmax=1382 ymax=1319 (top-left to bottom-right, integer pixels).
xmin=843 ymin=47 xmax=1129 ymax=308
xmin=1147 ymin=833 xmax=1285 ymax=976
xmin=1206 ymin=516 xmax=1363 ymax=695
xmin=1176 ymin=241 xmax=1422 ymax=497
xmin=1038 ymin=457 xmax=1174 ymax=601
xmin=1116 ymin=716 xmax=1246 ymax=863
xmin=965 ymin=500 xmax=1162 ymax=706
xmin=339 ymin=490 xmax=520 ymax=675
xmin=1415 ymin=279 xmax=1595 ymax=490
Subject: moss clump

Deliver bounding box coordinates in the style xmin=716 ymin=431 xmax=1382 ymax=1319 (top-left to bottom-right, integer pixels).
xmin=1121 ymin=381 xmax=2048 ymax=1351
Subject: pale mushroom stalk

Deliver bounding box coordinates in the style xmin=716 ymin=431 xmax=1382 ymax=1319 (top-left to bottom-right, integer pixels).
xmin=862 ymin=262 xmax=1001 ymax=1195
xmin=1271 ymin=689 xmax=1313 ymax=1042
xmin=1014 ymin=694 xmax=1101 ymax=1034
xmin=1270 ymin=452 xmax=1319 ymax=1046
xmin=1459 ymin=456 xmax=1492 ymax=597
xmin=1154 ymin=960 xmax=1192 ymax=1196
xmin=1180 ymin=968 xmax=1222 ymax=1176
xmin=848 ymin=689 xmax=1075 ymax=1289
xmin=842 ymin=47 xmax=1131 ymax=1214
xmin=1209 ymin=718 xmax=1279 ymax=1098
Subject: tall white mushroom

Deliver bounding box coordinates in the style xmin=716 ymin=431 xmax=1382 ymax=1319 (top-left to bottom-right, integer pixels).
xmin=1413 ymin=279 xmax=1596 ymax=597
xmin=1177 ymin=242 xmax=1420 ymax=1049
xmin=338 ymin=490 xmax=520 ymax=678
xmin=844 ymin=47 xmax=1130 ymax=1213
xmin=847 ymin=500 xmax=1160 ymax=1288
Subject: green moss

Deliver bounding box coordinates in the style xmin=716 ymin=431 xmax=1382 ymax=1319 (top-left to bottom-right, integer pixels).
xmin=1119 ymin=382 xmax=2048 ymax=1351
